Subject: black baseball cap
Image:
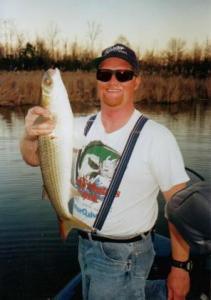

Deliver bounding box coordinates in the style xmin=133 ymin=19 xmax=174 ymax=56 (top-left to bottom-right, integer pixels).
xmin=93 ymin=43 xmax=140 ymax=74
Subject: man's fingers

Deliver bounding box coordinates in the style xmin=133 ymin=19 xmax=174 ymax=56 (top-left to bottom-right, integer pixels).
xmin=30 ymin=128 xmax=55 ymax=136
xmin=32 ymin=121 xmax=55 ymax=131
xmin=24 ymin=106 xmax=55 ymax=140
xmin=26 ymin=106 xmax=55 ymax=128
xmin=27 ymin=121 xmax=55 ymax=136
xmin=26 ymin=107 xmax=53 ymax=123
xmin=167 ymin=288 xmax=173 ymax=300
xmin=167 ymin=287 xmax=186 ymax=300
xmin=29 ymin=106 xmax=51 ymax=117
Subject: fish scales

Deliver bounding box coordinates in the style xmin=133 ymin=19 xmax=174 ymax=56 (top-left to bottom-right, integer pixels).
xmin=38 ymin=136 xmax=68 ymax=219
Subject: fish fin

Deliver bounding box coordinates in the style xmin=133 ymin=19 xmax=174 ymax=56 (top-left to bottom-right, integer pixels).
xmin=59 ymin=219 xmax=74 ymax=240
xmin=59 ymin=216 xmax=92 ymax=240
xmin=70 ymin=215 xmax=92 ymax=231
xmin=42 ymin=185 xmax=50 ymax=201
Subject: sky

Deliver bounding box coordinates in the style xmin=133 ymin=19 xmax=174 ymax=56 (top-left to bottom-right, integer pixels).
xmin=1 ymin=0 xmax=211 ymax=53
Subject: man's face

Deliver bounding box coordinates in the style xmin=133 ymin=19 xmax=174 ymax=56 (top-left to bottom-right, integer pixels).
xmin=97 ymin=57 xmax=140 ymax=110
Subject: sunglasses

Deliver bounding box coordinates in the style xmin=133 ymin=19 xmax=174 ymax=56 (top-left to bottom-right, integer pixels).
xmin=96 ymin=69 xmax=136 ymax=82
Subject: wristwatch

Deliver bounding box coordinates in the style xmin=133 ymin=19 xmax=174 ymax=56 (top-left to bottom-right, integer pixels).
xmin=171 ymin=259 xmax=193 ymax=272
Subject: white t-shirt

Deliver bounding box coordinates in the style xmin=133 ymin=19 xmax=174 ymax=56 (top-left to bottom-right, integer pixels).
xmin=72 ymin=109 xmax=189 ymax=237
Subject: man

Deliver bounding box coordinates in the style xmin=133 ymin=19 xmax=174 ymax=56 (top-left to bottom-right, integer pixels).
xmin=20 ymin=43 xmax=190 ymax=300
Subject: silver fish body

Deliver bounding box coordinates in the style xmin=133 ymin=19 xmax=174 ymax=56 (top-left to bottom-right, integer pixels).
xmin=38 ymin=68 xmax=91 ymax=239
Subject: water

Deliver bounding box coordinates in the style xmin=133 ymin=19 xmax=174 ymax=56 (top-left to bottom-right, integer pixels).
xmin=0 ymin=102 xmax=210 ymax=300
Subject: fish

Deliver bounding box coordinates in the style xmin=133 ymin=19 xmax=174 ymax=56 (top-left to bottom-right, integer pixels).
xmin=36 ymin=68 xmax=92 ymax=239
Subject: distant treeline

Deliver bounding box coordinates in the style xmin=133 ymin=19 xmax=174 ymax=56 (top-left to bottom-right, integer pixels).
xmin=0 ymin=42 xmax=94 ymax=72
xmin=0 ymin=33 xmax=211 ymax=77
xmin=1 ymin=41 xmax=210 ymax=78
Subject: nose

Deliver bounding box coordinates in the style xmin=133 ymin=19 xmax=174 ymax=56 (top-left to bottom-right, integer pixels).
xmin=109 ymin=73 xmax=119 ymax=84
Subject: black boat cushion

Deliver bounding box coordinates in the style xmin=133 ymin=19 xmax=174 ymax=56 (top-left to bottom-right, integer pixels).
xmin=166 ymin=181 xmax=211 ymax=254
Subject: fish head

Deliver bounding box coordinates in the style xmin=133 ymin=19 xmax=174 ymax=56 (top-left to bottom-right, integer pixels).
xmin=41 ymin=68 xmax=69 ymax=110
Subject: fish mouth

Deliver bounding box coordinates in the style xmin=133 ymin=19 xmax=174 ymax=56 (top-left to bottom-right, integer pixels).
xmin=47 ymin=68 xmax=56 ymax=77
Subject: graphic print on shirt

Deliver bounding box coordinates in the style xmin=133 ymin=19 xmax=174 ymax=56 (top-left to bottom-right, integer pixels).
xmin=75 ymin=140 xmax=121 ymax=204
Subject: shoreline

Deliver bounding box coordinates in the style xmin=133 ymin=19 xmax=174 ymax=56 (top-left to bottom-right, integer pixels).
xmin=0 ymin=71 xmax=210 ymax=107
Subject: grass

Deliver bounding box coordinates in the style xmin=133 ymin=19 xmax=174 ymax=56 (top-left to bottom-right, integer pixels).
xmin=0 ymin=71 xmax=210 ymax=107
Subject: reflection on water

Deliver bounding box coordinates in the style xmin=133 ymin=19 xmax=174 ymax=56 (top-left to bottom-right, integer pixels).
xmin=0 ymin=102 xmax=211 ymax=299
xmin=136 ymin=101 xmax=211 ymax=182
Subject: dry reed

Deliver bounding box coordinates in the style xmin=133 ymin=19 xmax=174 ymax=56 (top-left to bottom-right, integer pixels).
xmin=0 ymin=71 xmax=210 ymax=107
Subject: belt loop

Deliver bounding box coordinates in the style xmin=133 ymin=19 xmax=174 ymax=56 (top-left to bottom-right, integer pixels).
xmin=141 ymin=231 xmax=150 ymax=240
xmin=88 ymin=232 xmax=93 ymax=241
xmin=141 ymin=233 xmax=147 ymax=240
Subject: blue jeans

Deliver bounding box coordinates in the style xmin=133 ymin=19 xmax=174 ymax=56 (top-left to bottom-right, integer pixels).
xmin=78 ymin=234 xmax=155 ymax=300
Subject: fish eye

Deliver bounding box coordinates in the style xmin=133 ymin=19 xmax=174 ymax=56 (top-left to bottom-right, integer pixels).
xmin=42 ymin=74 xmax=52 ymax=86
xmin=45 ymin=78 xmax=52 ymax=85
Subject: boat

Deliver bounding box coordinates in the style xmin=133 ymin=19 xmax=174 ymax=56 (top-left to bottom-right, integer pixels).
xmin=53 ymin=168 xmax=211 ymax=300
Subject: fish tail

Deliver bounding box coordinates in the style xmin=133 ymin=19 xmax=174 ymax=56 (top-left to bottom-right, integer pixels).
xmin=59 ymin=219 xmax=74 ymax=240
xmin=58 ymin=217 xmax=92 ymax=240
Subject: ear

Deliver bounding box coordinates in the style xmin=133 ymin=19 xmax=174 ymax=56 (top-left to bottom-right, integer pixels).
xmin=134 ymin=75 xmax=141 ymax=91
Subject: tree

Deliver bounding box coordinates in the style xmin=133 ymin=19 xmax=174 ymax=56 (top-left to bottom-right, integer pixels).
xmin=16 ymin=32 xmax=25 ymax=55
xmin=46 ymin=21 xmax=60 ymax=60
xmin=192 ymin=42 xmax=203 ymax=62
xmin=204 ymin=38 xmax=211 ymax=60
xmin=0 ymin=19 xmax=17 ymax=56
xmin=114 ymin=35 xmax=131 ymax=47
xmin=35 ymin=37 xmax=48 ymax=57
xmin=86 ymin=21 xmax=102 ymax=57
xmin=166 ymin=38 xmax=186 ymax=63
xmin=70 ymin=40 xmax=80 ymax=60
xmin=19 ymin=42 xmax=37 ymax=69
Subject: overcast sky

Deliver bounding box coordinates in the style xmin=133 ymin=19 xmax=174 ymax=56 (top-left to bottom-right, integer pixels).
xmin=1 ymin=0 xmax=211 ymax=53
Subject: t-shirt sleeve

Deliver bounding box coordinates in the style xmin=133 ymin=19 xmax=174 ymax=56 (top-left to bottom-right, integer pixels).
xmin=149 ymin=124 xmax=189 ymax=192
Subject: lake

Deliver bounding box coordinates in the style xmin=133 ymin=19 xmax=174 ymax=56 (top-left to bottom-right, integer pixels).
xmin=0 ymin=101 xmax=210 ymax=300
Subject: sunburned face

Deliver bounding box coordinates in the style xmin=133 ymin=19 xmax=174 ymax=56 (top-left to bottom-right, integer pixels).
xmin=97 ymin=57 xmax=140 ymax=111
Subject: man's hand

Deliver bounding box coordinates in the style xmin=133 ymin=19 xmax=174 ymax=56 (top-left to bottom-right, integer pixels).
xmin=20 ymin=106 xmax=55 ymax=166
xmin=24 ymin=106 xmax=55 ymax=141
xmin=167 ymin=267 xmax=190 ymax=300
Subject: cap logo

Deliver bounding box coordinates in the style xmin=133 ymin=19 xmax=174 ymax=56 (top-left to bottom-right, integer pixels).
xmin=95 ymin=43 xmax=140 ymax=73
xmin=104 ymin=45 xmax=128 ymax=56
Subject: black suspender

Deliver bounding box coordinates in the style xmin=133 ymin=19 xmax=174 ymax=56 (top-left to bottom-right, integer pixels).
xmin=84 ymin=114 xmax=97 ymax=136
xmin=84 ymin=114 xmax=148 ymax=231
